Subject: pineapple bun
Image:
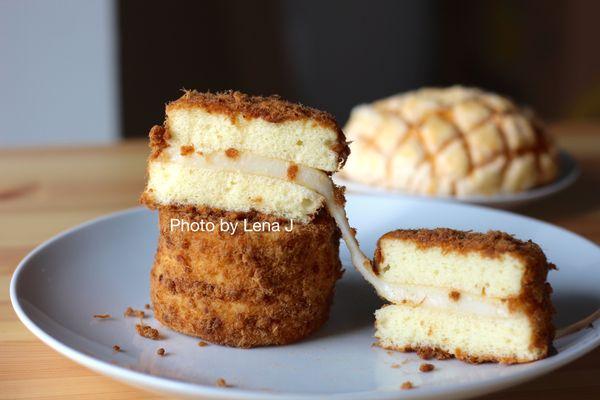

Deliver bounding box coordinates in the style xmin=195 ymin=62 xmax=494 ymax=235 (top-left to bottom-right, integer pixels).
xmin=341 ymin=86 xmax=559 ymax=197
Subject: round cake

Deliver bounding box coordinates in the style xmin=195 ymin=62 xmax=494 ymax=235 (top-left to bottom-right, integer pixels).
xmin=341 ymin=86 xmax=559 ymax=196
xmin=142 ymin=91 xmax=350 ymax=348
xmin=151 ymin=207 xmax=342 ymax=348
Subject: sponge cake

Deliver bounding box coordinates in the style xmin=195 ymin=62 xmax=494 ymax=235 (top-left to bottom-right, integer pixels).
xmin=373 ymin=228 xmax=554 ymax=363
xmin=141 ymin=91 xmax=350 ymax=347
xmin=142 ymin=91 xmax=349 ymax=223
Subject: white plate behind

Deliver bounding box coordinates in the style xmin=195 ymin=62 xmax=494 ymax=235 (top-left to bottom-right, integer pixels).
xmin=335 ymin=151 xmax=579 ymax=209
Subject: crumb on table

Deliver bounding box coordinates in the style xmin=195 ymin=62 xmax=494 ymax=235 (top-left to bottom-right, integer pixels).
xmin=93 ymin=314 xmax=111 ymax=319
xmin=198 ymin=341 xmax=209 ymax=347
xmin=156 ymin=348 xmax=165 ymax=356
xmin=112 ymin=345 xmax=121 ymax=352
xmin=390 ymin=363 xmax=400 ymax=369
xmin=144 ymin=303 xmax=151 ymax=309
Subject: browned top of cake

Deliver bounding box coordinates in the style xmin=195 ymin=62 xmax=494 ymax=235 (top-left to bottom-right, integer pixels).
xmin=379 ymin=228 xmax=549 ymax=264
xmin=168 ymin=89 xmax=343 ymax=130
xmin=168 ymin=90 xmax=332 ymax=125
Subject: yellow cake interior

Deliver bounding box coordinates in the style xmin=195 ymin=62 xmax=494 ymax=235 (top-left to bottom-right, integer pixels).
xmin=166 ymin=107 xmax=341 ymax=172
xmin=147 ymin=159 xmax=323 ymax=222
xmin=375 ymin=304 xmax=545 ymax=363
xmin=377 ymin=239 xmax=527 ymax=298
xmin=143 ymin=92 xmax=348 ymax=222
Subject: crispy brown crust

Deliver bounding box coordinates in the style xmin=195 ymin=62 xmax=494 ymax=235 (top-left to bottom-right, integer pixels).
xmin=149 ymin=125 xmax=171 ymax=159
xmin=151 ymin=206 xmax=343 ymax=347
xmin=166 ymin=90 xmax=350 ymax=167
xmin=514 ymin=281 xmax=555 ymax=352
xmin=168 ymin=89 xmax=336 ymax=128
xmin=374 ymin=228 xmax=555 ymax=358
xmin=333 ymin=184 xmax=346 ymax=207
xmin=380 ymin=343 xmax=543 ymax=364
xmin=378 ymin=228 xmax=548 ymax=262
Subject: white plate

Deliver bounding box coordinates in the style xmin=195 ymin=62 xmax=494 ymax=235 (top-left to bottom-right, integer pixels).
xmin=335 ymin=151 xmax=579 ymax=209
xmin=10 ymin=196 xmax=600 ymax=400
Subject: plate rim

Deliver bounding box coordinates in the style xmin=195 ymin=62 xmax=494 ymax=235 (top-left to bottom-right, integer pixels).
xmin=335 ymin=150 xmax=580 ymax=206
xmin=9 ymin=200 xmax=600 ymax=400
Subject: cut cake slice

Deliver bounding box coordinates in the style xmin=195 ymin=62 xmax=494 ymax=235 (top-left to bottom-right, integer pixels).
xmin=142 ymin=91 xmax=349 ymax=223
xmin=373 ymin=228 xmax=555 ymax=363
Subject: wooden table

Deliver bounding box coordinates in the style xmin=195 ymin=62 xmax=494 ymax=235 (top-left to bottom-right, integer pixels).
xmin=1 ymin=123 xmax=598 ymax=399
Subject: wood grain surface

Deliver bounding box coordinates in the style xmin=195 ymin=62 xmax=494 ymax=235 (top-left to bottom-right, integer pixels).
xmin=1 ymin=123 xmax=598 ymax=399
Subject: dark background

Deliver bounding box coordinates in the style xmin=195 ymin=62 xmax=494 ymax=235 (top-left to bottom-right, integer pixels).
xmin=119 ymin=0 xmax=600 ymax=138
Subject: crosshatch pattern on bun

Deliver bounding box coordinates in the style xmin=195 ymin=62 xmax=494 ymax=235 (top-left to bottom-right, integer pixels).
xmin=341 ymin=86 xmax=559 ymax=197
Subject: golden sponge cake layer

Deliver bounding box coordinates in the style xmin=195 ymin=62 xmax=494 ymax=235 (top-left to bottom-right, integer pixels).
xmin=375 ymin=304 xmax=547 ymax=363
xmin=375 ymin=229 xmax=551 ymax=299
xmin=165 ymin=91 xmax=348 ymax=172
xmin=376 ymin=239 xmax=525 ymax=298
xmin=144 ymin=160 xmax=323 ymax=223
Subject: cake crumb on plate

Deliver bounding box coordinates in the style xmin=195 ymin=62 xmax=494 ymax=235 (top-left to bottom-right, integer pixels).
xmin=124 ymin=307 xmax=145 ymax=318
xmin=216 ymin=378 xmax=228 ymax=387
xmin=136 ymin=323 xmax=160 ymax=340
xmin=420 ymin=363 xmax=435 ymax=372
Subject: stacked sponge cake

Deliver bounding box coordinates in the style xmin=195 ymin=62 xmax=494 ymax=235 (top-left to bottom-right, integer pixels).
xmin=373 ymin=228 xmax=555 ymax=363
xmin=141 ymin=91 xmax=349 ymax=347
